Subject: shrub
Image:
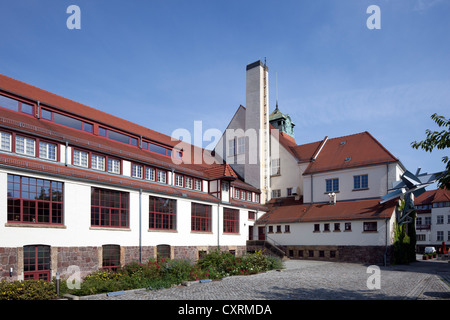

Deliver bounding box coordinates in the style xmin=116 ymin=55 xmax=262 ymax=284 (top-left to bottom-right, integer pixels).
xmin=0 ymin=280 xmax=56 ymax=300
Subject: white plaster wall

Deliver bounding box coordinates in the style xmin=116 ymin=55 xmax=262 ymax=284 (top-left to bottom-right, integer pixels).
xmin=303 ymin=163 xmax=403 ymax=204
xmin=264 ymin=216 xmax=395 ymax=247
xmin=0 ymin=169 xmax=256 ymax=249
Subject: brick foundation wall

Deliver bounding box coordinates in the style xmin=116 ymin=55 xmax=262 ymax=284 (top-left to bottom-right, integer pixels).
xmin=0 ymin=245 xmax=249 ymax=281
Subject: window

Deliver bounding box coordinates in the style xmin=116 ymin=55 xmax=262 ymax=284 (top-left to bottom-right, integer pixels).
xmin=324 ymin=223 xmax=330 ymax=232
xmin=223 ymin=208 xmax=239 ymax=233
xmin=157 ymin=245 xmax=171 ymax=259
xmin=271 ymin=158 xmax=280 ymax=175
xmin=0 ymin=131 xmax=12 ymax=151
xmin=191 ymin=202 xmax=211 ymax=232
xmin=185 ymin=177 xmax=193 ymax=189
xmin=0 ymin=94 xmax=34 ymax=115
xmin=334 ymin=223 xmax=341 ymax=231
xmin=437 ymin=231 xmax=444 ymax=242
xmin=240 ymin=190 xmax=246 ymax=200
xmin=157 ymin=170 xmax=167 ymax=183
xmin=132 ymin=164 xmax=143 ymax=178
xmin=102 ymin=245 xmax=120 ymax=271
xmin=145 ymin=167 xmax=155 ymax=181
xmin=276 ymin=225 xmax=282 ymax=233
xmin=437 ymin=215 xmax=444 ymax=224
xmin=345 ymin=222 xmax=352 ymax=231
xmin=73 ymin=149 xmax=88 ymax=167
xmin=268 ymin=226 xmax=273 ymax=233
xmin=248 ymin=211 xmax=256 ymax=220
xmin=91 ymin=187 xmax=129 ymax=228
xmin=354 ymin=174 xmax=368 ymax=190
xmin=247 ymin=192 xmax=252 ymax=201
xmin=285 ymin=225 xmax=290 ymax=233
xmin=314 ymin=224 xmax=320 ymax=232
xmin=23 ymin=245 xmax=51 ymax=281
xmin=7 ymin=174 xmax=64 ymax=224
xmin=363 ymin=221 xmax=377 ymax=232
xmin=272 ymin=189 xmax=281 ymax=198
xmin=16 ymin=136 xmax=35 ymax=156
xmin=255 ymin=194 xmax=260 ymax=203
xmin=149 ymin=196 xmax=177 ymax=230
xmin=287 ymin=188 xmax=293 ymax=197
xmin=91 ymin=154 xmax=105 ymax=171
xmin=108 ymin=158 xmax=121 ymax=174
xmin=194 ymin=179 xmax=202 ymax=191
xmin=228 ymin=139 xmax=236 ymax=156
xmin=237 ymin=137 xmax=245 ymax=154
xmin=326 ymin=178 xmax=339 ymax=193
xmin=234 ymin=188 xmax=240 ymax=199
xmin=39 ymin=141 xmax=57 ymax=161
xmin=175 ymin=174 xmax=184 ymax=187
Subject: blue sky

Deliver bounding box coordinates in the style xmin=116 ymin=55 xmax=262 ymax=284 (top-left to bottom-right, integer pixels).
xmin=0 ymin=0 xmax=449 ymax=183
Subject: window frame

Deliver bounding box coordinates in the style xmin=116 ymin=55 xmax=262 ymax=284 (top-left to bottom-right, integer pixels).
xmin=23 ymin=245 xmax=51 ymax=281
xmin=149 ymin=196 xmax=177 ymax=231
xmin=325 ymin=178 xmax=339 ymax=193
xmin=90 ymin=187 xmax=129 ymax=228
xmin=191 ymin=202 xmax=212 ymax=232
xmin=363 ymin=221 xmax=377 ymax=232
xmin=353 ymin=174 xmax=368 ymax=190
xmin=102 ymin=245 xmax=121 ymax=271
xmin=0 ymin=93 xmax=35 ymax=116
xmin=7 ymin=174 xmax=64 ymax=225
xmin=223 ymin=208 xmax=240 ymax=234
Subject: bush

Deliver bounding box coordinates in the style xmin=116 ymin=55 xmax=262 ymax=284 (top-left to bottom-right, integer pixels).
xmin=0 ymin=280 xmax=56 ymax=300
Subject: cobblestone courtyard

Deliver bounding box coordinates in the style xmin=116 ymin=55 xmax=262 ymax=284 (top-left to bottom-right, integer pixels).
xmin=81 ymin=257 xmax=450 ymax=301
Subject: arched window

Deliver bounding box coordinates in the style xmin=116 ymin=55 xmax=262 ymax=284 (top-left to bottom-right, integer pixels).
xmin=23 ymin=245 xmax=51 ymax=281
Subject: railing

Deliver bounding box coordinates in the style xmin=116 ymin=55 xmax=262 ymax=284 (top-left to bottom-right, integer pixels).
xmin=416 ymin=224 xmax=431 ymax=231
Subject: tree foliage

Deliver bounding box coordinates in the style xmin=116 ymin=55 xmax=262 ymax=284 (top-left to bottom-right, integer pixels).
xmin=411 ymin=113 xmax=450 ymax=189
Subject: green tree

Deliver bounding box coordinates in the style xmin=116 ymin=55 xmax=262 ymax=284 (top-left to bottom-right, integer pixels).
xmin=411 ymin=113 xmax=450 ymax=189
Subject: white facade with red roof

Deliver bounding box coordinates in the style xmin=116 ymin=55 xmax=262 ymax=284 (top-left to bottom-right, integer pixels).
xmin=0 ymin=71 xmax=266 ymax=281
xmin=414 ymin=188 xmax=450 ymax=252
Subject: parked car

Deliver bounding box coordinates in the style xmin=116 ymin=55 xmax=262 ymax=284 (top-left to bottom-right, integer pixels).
xmin=424 ymin=247 xmax=436 ymax=254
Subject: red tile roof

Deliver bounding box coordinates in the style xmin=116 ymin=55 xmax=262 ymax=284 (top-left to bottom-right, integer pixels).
xmin=415 ymin=188 xmax=450 ymax=205
xmin=257 ymin=197 xmax=397 ymax=224
xmin=302 ymin=132 xmax=398 ymax=174
xmin=0 ymin=73 xmax=259 ymax=192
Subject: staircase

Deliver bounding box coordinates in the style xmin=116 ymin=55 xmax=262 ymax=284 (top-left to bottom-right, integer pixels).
xmin=247 ymin=240 xmax=288 ymax=259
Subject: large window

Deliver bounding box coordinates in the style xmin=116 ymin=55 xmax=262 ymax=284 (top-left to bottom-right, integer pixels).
xmin=223 ymin=208 xmax=239 ymax=234
xmin=271 ymin=158 xmax=280 ymax=175
xmin=91 ymin=187 xmax=129 ymax=228
xmin=7 ymin=174 xmax=64 ymax=225
xmin=149 ymin=196 xmax=177 ymax=230
xmin=23 ymin=245 xmax=51 ymax=281
xmin=191 ymin=203 xmax=212 ymax=232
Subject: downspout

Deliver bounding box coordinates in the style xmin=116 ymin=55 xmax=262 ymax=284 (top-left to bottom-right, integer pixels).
xmin=217 ymin=203 xmax=220 ymax=250
xmin=310 ymin=174 xmax=313 ymax=203
xmin=139 ymin=188 xmax=143 ymax=264
xmin=384 ymin=217 xmax=388 ymax=266
xmin=65 ymin=141 xmax=69 ymax=166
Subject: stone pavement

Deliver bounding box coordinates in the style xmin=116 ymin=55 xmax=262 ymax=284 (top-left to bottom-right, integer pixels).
xmin=80 ymin=258 xmax=450 ymax=301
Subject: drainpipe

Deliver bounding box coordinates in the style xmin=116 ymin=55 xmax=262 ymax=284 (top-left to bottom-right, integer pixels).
xmin=384 ymin=217 xmax=388 ymax=266
xmin=65 ymin=141 xmax=69 ymax=166
xmin=139 ymin=188 xmax=143 ymax=263
xmin=310 ymin=174 xmax=313 ymax=203
xmin=217 ymin=203 xmax=220 ymax=250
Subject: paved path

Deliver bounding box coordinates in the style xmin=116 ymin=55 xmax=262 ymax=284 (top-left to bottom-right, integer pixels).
xmin=81 ymin=258 xmax=450 ymax=300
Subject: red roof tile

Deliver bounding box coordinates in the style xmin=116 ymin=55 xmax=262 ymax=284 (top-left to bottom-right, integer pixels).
xmin=257 ymin=197 xmax=397 ymax=224
xmin=415 ymin=188 xmax=450 ymax=205
xmin=303 ymin=131 xmax=398 ymax=174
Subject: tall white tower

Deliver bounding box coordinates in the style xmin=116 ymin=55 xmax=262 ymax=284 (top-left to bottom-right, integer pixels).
xmin=244 ymin=60 xmax=270 ymax=203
